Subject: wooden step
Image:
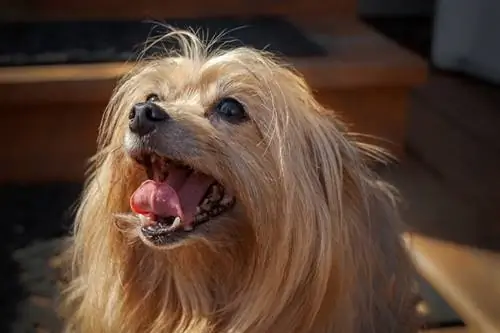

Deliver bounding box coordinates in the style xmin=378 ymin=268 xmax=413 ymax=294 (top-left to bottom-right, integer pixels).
xmin=0 ymin=18 xmax=427 ymax=183
xmin=404 ymin=233 xmax=500 ymax=333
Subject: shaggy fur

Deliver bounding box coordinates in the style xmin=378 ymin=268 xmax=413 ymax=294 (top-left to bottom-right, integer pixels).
xmin=61 ymin=29 xmax=417 ymax=333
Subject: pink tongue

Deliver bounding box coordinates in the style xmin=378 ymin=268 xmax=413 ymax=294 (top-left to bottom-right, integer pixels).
xmin=130 ymin=169 xmax=214 ymax=225
xmin=130 ymin=180 xmax=184 ymax=220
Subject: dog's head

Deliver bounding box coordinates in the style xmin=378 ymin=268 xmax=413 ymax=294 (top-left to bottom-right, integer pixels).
xmin=67 ymin=30 xmax=413 ymax=333
xmin=93 ymin=30 xmax=373 ymax=253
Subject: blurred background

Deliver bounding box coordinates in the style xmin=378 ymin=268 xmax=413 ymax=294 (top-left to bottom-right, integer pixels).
xmin=0 ymin=0 xmax=498 ymax=332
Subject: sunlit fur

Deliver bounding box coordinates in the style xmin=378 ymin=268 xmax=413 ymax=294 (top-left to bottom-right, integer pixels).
xmin=61 ymin=29 xmax=417 ymax=333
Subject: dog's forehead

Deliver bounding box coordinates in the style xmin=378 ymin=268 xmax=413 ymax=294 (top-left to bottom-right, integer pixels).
xmin=142 ymin=58 xmax=267 ymax=99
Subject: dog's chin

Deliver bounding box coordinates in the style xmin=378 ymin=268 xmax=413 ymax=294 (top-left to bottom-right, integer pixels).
xmin=124 ymin=146 xmax=237 ymax=249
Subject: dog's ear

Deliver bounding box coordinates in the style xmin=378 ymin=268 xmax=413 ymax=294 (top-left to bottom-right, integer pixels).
xmin=292 ymin=102 xmax=408 ymax=328
xmin=304 ymin=106 xmax=418 ymax=332
xmin=302 ymin=101 xmax=396 ymax=201
xmin=301 ymin=107 xmax=363 ymax=208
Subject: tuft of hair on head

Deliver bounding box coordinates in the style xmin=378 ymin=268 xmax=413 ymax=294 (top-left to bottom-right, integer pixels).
xmin=136 ymin=24 xmax=254 ymax=64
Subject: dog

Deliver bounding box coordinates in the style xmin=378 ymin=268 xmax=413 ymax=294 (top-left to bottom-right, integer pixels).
xmin=62 ymin=29 xmax=418 ymax=333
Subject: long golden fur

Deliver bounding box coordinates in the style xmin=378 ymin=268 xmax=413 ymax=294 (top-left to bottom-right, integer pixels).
xmin=62 ymin=29 xmax=417 ymax=333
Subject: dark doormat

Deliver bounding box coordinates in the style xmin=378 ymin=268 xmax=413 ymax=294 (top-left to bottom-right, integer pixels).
xmin=0 ymin=16 xmax=327 ymax=67
xmin=362 ymin=15 xmax=433 ymax=60
xmin=11 ymin=238 xmax=67 ymax=333
xmin=0 ymin=183 xmax=80 ymax=332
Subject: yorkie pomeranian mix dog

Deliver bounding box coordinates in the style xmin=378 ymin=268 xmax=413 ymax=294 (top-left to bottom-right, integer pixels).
xmin=62 ymin=30 xmax=417 ymax=333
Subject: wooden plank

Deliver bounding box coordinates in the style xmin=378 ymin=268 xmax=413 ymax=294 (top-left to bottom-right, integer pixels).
xmin=404 ymin=233 xmax=500 ymax=333
xmin=0 ymin=103 xmax=101 ymax=182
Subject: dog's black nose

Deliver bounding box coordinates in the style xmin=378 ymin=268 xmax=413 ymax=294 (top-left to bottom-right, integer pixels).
xmin=129 ymin=102 xmax=169 ymax=135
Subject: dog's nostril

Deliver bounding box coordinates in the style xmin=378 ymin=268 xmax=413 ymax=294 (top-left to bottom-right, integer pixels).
xmin=144 ymin=104 xmax=168 ymax=121
xmin=128 ymin=108 xmax=136 ymax=120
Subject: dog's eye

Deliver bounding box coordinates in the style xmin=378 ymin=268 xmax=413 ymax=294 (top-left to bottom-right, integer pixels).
xmin=145 ymin=93 xmax=160 ymax=103
xmin=214 ymin=98 xmax=248 ymax=123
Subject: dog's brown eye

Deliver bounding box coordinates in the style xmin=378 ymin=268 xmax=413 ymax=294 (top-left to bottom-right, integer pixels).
xmin=214 ymin=98 xmax=248 ymax=124
xmin=145 ymin=93 xmax=160 ymax=103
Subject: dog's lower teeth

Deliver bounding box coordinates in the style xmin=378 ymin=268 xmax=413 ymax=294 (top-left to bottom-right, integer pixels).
xmin=209 ymin=206 xmax=223 ymax=217
xmin=183 ymin=225 xmax=193 ymax=231
xmin=220 ymin=194 xmax=234 ymax=206
xmin=200 ymin=200 xmax=212 ymax=211
xmin=209 ymin=185 xmax=222 ymax=202
xmin=195 ymin=212 xmax=209 ymax=223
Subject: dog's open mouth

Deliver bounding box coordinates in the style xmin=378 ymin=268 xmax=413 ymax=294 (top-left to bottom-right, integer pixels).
xmin=130 ymin=153 xmax=235 ymax=244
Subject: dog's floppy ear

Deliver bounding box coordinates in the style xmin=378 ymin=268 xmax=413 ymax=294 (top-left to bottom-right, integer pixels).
xmin=291 ymin=101 xmax=408 ymax=330
xmin=302 ymin=100 xmax=395 ymax=205
xmin=304 ymin=106 xmax=418 ymax=332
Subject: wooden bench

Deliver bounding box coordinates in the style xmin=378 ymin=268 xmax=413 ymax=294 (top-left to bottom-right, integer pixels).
xmin=0 ymin=0 xmax=427 ymax=183
xmin=404 ymin=233 xmax=500 ymax=333
xmin=0 ymin=18 xmax=427 ymax=183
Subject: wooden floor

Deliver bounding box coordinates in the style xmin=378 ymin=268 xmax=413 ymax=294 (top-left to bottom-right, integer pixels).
xmin=378 ymin=69 xmax=500 ymax=329
xmin=380 ymin=69 xmax=500 ymax=252
xmin=367 ymin=17 xmax=500 ymax=328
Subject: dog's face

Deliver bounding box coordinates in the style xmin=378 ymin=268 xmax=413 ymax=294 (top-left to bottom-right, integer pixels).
xmin=121 ymin=55 xmax=259 ymax=248
xmin=97 ymin=32 xmax=356 ymax=258
xmin=111 ymin=47 xmax=322 ymax=250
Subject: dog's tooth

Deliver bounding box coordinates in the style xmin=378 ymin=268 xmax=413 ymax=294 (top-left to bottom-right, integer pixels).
xmin=220 ymin=194 xmax=234 ymax=206
xmin=195 ymin=212 xmax=209 ymax=223
xmin=201 ymin=199 xmax=212 ymax=211
xmin=196 ymin=206 xmax=201 ymax=214
xmin=211 ymin=185 xmax=222 ymax=201
xmin=183 ymin=225 xmax=193 ymax=231
xmin=170 ymin=216 xmax=181 ymax=229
